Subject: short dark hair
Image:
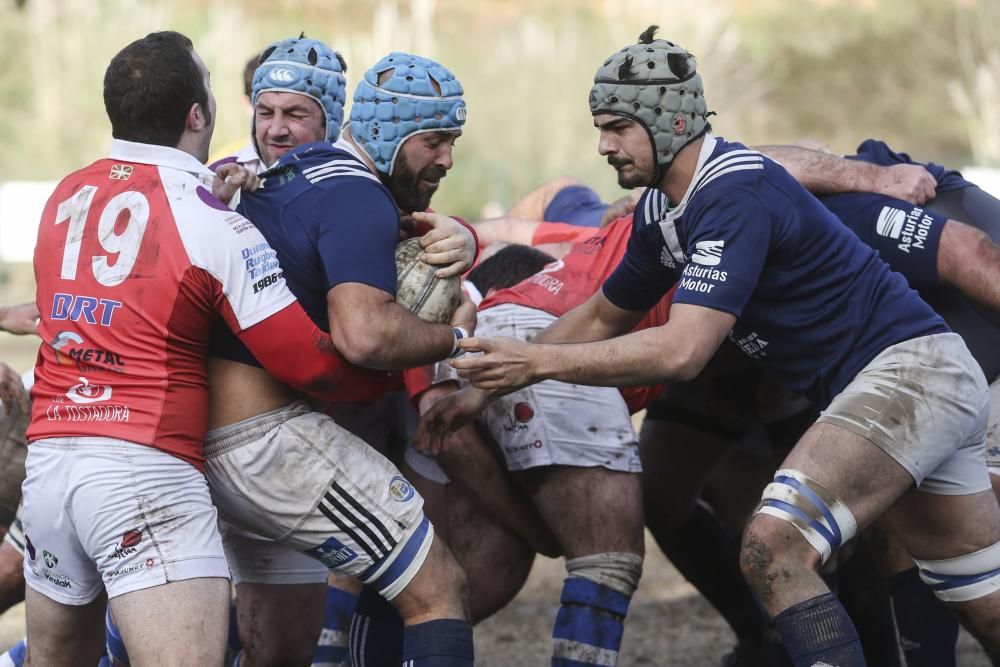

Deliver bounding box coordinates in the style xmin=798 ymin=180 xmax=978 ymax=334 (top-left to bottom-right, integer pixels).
xmin=243 ymin=52 xmax=261 ymax=99
xmin=103 ymin=31 xmax=211 ymax=147
xmin=466 ymin=244 xmax=556 ymax=295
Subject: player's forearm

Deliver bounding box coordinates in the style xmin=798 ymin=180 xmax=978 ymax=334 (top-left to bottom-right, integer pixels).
xmin=533 ymin=326 xmax=702 ymax=387
xmin=757 ymin=145 xmax=879 ymax=194
xmin=534 ymin=291 xmax=644 ymax=345
xmin=335 ymin=303 xmax=454 ymax=370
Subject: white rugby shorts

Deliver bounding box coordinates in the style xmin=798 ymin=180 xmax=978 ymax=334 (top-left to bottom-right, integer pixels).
xmin=476 ymin=304 xmax=641 ymax=473
xmin=205 ymin=402 xmax=432 ymax=600
xmin=818 ymin=333 xmax=991 ymax=495
xmin=21 ymin=438 xmax=229 ymax=604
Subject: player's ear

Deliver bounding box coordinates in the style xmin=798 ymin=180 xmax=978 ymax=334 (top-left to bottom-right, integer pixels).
xmin=186 ymin=102 xmax=208 ymax=132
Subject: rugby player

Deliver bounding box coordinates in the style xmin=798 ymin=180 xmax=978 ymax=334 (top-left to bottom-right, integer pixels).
xmin=22 ymin=31 xmax=390 ymax=667
xmin=411 ymin=212 xmax=674 ymax=666
xmin=422 ymin=27 xmax=1000 ymax=666
xmin=202 ymin=38 xmax=476 ymax=667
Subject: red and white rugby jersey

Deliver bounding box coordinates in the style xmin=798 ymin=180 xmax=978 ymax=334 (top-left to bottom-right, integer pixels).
xmin=481 ymin=214 xmax=675 ymax=413
xmin=28 ymin=140 xmax=384 ymax=467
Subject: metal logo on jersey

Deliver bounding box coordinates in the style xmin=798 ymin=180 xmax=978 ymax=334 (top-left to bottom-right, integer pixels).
xmin=388 ymin=476 xmax=415 ymax=502
xmin=691 ymin=240 xmax=724 ymax=267
xmin=876 ymin=206 xmax=906 ymax=240
xmin=66 ymin=376 xmax=112 ymax=404
xmin=109 ymin=164 xmax=133 ymax=181
xmin=268 ymin=67 xmax=298 ymax=84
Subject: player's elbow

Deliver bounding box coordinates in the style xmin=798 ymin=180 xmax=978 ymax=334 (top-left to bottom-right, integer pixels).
xmin=663 ymin=347 xmax=707 ymax=382
xmin=328 ymin=321 xmax=386 ymax=369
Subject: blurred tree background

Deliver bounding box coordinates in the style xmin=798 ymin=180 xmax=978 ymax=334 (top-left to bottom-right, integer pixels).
xmin=0 ymin=0 xmax=997 ymax=221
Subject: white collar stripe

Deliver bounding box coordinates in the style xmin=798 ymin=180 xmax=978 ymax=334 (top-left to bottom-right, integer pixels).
xmin=697 ymin=163 xmax=765 ymax=191
xmin=303 ymin=158 xmax=366 ymax=174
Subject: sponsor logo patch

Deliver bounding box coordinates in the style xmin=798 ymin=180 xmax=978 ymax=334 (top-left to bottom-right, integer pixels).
xmin=306 ymin=537 xmax=358 ymax=568
xmin=876 ymin=206 xmax=906 ymax=239
xmin=66 ymin=377 xmax=112 ymax=404
xmin=50 ymin=293 xmax=122 ymax=327
xmin=691 ymin=240 xmax=724 ymax=266
xmin=388 ymin=476 xmax=415 ymax=502
xmin=513 ymin=402 xmax=534 ymax=423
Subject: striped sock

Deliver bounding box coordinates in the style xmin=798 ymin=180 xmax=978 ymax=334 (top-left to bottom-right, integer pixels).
xmin=312 ymin=585 xmax=358 ymax=667
xmin=105 ymin=609 xmax=130 ymax=666
xmin=773 ymin=592 xmax=864 ymax=667
xmin=0 ymin=638 xmax=26 ymax=667
xmin=350 ymin=585 xmax=403 ymax=667
xmin=402 ymin=619 xmax=474 ymax=667
xmin=552 ymin=577 xmax=631 ymax=666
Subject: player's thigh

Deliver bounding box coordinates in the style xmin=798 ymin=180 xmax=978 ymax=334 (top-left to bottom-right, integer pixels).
xmin=23 ymin=585 xmax=106 ymax=667
xmin=517 ymin=465 xmax=644 ymax=558
xmin=235 ymin=581 xmax=328 ymax=662
xmin=442 ymin=475 xmax=535 ymax=623
xmin=207 ymin=403 xmax=432 ymax=602
xmin=110 ymin=577 xmax=230 ymax=667
xmin=775 ymin=333 xmax=991 ymax=535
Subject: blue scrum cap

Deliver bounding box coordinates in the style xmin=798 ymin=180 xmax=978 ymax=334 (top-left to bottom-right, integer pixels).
xmin=252 ymin=36 xmax=347 ymax=143
xmin=349 ymin=52 xmax=466 ymax=175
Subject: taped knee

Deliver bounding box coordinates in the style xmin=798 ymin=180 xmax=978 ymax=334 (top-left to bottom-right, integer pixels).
xmin=754 ymin=469 xmax=857 ymax=565
xmin=915 ymin=540 xmax=1000 ymax=602
xmin=565 ymin=552 xmax=643 ymax=601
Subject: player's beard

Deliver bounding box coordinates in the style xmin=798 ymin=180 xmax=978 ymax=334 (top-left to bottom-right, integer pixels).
xmin=609 ymin=156 xmax=648 ymax=189
xmin=385 ymin=151 xmax=447 ymax=214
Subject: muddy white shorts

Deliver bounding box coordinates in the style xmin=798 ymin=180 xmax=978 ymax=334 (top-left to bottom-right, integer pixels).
xmin=817 ymin=333 xmax=991 ymax=495
xmin=475 ymin=304 xmax=641 ymax=473
xmin=205 ymin=402 xmax=432 ymax=600
xmin=21 ymin=438 xmax=229 ymax=605
xmin=986 ymin=377 xmax=999 ymax=477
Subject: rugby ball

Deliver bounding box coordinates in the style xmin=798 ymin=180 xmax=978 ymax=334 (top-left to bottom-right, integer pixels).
xmin=394 ymin=238 xmax=462 ymax=323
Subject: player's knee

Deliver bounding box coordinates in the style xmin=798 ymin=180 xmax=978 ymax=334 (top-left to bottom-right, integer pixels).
xmin=241 ymin=627 xmax=318 ymax=667
xmin=915 ymin=540 xmax=1000 ymax=605
xmin=395 ymin=536 xmax=470 ymax=621
xmin=748 ymin=468 xmax=857 ymax=567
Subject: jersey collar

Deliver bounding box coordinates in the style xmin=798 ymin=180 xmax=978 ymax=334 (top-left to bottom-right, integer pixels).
xmin=656 ymin=133 xmax=718 ymax=224
xmin=108 ymin=140 xmax=216 ymax=182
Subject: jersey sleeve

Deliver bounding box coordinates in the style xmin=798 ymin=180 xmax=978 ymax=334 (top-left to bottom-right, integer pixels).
xmin=670 ymin=188 xmax=772 ymax=317
xmin=602 ymin=214 xmax=676 ymax=312
xmin=171 ymin=182 xmax=296 ymax=331
xmin=822 ymin=192 xmax=946 ymax=289
xmin=312 ymin=182 xmax=400 ymax=295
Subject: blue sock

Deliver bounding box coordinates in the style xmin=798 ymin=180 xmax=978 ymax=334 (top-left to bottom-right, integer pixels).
xmin=889 ymin=567 xmax=958 ymax=667
xmin=105 ymin=609 xmax=130 ymax=666
xmin=0 ymin=638 xmax=26 ymax=667
xmin=402 ymin=619 xmax=474 ymax=666
xmin=349 ymin=585 xmax=403 ymax=667
xmin=312 ymin=585 xmax=358 ymax=666
xmin=552 ymin=577 xmax=631 ymax=667
xmin=773 ymin=592 xmax=865 ymax=667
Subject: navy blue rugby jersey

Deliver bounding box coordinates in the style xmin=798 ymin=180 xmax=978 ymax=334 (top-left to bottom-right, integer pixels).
xmin=822 ymin=187 xmax=1000 ymax=382
xmin=848 ymin=139 xmax=972 ymax=192
xmin=602 ymin=135 xmax=948 ymax=406
xmin=210 ymin=139 xmax=400 ymax=365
